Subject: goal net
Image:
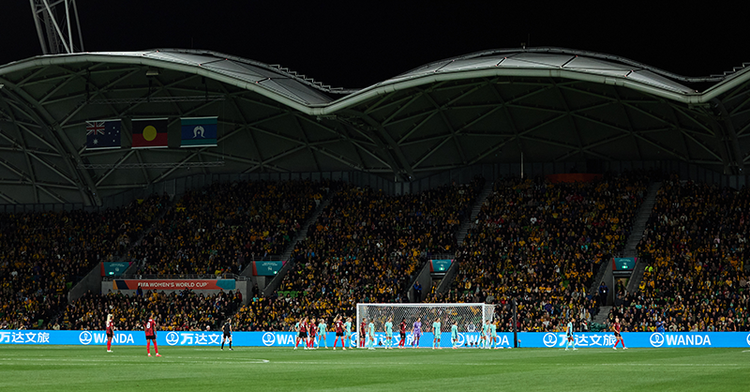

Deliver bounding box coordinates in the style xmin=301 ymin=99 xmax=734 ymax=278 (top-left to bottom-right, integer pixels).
xmin=356 ymin=303 xmax=495 ymax=335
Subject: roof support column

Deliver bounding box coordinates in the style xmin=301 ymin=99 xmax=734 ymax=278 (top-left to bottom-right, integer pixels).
xmin=338 ymin=110 xmax=414 ymax=182
xmin=711 ymin=98 xmax=745 ymax=174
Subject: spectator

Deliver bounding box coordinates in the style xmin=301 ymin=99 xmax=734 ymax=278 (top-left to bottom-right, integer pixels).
xmin=599 ymin=282 xmax=609 ymax=306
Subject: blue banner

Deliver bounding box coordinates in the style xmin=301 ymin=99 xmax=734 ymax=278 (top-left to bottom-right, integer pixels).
xmin=253 ymin=261 xmax=283 ymax=276
xmin=101 ymin=261 xmax=131 ymax=277
xmin=430 ymin=259 xmax=453 ymax=273
xmin=2 ymin=330 xmax=749 ymax=348
xmin=613 ymin=257 xmax=636 ymax=271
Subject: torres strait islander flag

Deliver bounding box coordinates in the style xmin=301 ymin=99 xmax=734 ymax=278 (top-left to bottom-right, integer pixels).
xmin=132 ymin=118 xmax=168 ymax=148
xmin=180 ymin=117 xmax=218 ymax=147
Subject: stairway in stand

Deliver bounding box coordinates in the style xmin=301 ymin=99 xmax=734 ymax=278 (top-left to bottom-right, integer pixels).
xmin=455 ymin=180 xmax=494 ymax=246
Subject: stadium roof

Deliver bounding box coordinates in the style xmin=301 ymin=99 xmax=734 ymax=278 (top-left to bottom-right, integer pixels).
xmin=0 ymin=47 xmax=749 ymax=205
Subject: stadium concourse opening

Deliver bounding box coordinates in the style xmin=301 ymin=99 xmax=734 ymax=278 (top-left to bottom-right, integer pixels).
xmin=0 ymin=45 xmax=749 ymax=348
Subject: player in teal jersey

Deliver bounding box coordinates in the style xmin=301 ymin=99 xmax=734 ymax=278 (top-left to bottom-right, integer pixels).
xmin=367 ymin=320 xmax=376 ymax=350
xmin=451 ymin=321 xmax=459 ymax=349
xmin=317 ymin=318 xmax=328 ymax=349
xmin=432 ymin=317 xmax=442 ymax=349
xmin=565 ymin=317 xmax=577 ymax=351
xmin=384 ymin=317 xmax=394 ymax=349
xmin=490 ymin=321 xmax=498 ymax=349
xmin=361 ymin=318 xmax=369 ymax=349
xmin=344 ymin=317 xmax=352 ymax=350
xmin=480 ymin=320 xmax=489 ymax=348
xmin=294 ymin=317 xmax=303 ymax=350
xmin=485 ymin=320 xmax=494 ymax=349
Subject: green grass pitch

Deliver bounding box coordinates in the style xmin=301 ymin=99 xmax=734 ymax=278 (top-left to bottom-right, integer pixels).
xmin=1 ymin=345 xmax=748 ymax=391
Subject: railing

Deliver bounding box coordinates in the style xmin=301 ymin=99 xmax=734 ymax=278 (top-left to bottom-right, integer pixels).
xmin=111 ymin=273 xmax=248 ymax=281
xmin=428 ymin=253 xmax=456 ymax=261
xmin=252 ymin=255 xmax=286 ymax=262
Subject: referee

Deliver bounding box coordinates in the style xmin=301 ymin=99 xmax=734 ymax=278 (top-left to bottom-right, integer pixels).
xmin=221 ymin=318 xmax=233 ymax=351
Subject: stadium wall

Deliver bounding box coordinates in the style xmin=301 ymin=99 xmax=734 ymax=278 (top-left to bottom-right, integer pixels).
xmin=3 ymin=330 xmax=749 ymax=349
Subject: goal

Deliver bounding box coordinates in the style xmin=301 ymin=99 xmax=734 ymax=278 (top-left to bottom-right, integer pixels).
xmin=356 ymin=303 xmax=495 ymax=334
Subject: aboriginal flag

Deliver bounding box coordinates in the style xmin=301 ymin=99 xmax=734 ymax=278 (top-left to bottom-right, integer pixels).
xmin=132 ymin=118 xmax=168 ymax=148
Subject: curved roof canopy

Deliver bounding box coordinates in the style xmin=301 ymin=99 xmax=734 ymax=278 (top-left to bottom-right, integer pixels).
xmin=0 ymin=47 xmax=749 ymax=205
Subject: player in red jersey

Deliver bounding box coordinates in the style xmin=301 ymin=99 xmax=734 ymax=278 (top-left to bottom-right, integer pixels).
xmin=612 ymin=317 xmax=627 ymax=350
xmin=333 ymin=315 xmax=345 ymax=350
xmin=144 ymin=315 xmax=161 ymax=357
xmin=399 ymin=318 xmax=407 ymax=348
xmin=308 ymin=318 xmax=317 ymax=349
xmin=359 ymin=319 xmax=367 ymax=348
xmin=105 ymin=314 xmax=115 ymax=352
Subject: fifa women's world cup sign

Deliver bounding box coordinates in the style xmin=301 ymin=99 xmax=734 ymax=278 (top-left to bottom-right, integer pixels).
xmin=111 ymin=279 xmax=236 ymax=291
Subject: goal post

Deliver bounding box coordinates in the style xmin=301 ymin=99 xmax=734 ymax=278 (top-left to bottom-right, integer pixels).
xmin=356 ymin=303 xmax=495 ymax=336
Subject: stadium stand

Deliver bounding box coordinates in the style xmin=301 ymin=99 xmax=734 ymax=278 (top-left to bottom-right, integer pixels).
xmin=58 ymin=289 xmax=242 ymax=331
xmin=130 ymin=180 xmax=330 ymax=276
xmin=234 ymin=294 xmax=297 ymax=331
xmin=4 ymin=174 xmax=750 ymax=334
xmin=233 ymin=178 xmax=485 ymax=330
xmin=49 ymin=180 xmax=330 ymax=331
xmin=433 ymin=173 xmax=651 ymax=332
xmin=609 ymin=176 xmax=750 ymax=332
xmin=0 ymin=194 xmax=169 ymax=329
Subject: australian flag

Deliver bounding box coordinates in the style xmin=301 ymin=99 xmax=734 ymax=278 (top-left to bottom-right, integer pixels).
xmin=86 ymin=120 xmax=121 ymax=149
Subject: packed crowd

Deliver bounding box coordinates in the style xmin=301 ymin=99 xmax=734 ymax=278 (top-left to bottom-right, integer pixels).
xmin=609 ymin=177 xmax=750 ymax=332
xmin=233 ymin=178 xmax=485 ymax=329
xmin=436 ymin=173 xmax=651 ymax=332
xmin=132 ymin=180 xmax=329 ymax=276
xmin=0 ymin=194 xmax=169 ymax=329
xmin=58 ymin=289 xmax=242 ymax=331
xmin=234 ymin=292 xmax=299 ymax=331
xmin=7 ymin=172 xmax=750 ymax=335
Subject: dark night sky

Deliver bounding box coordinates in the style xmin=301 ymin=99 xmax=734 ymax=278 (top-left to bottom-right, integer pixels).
xmin=2 ymin=1 xmax=746 ymax=89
